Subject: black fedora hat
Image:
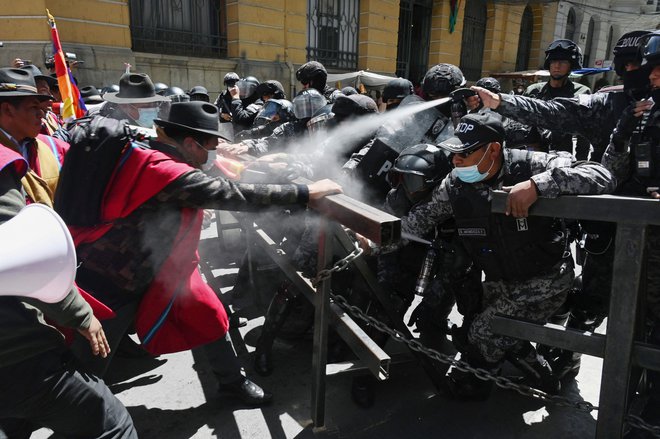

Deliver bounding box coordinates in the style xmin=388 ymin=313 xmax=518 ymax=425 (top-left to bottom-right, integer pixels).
xmin=154 ymin=101 xmax=230 ymax=141
xmin=104 ymin=73 xmax=169 ymax=104
xmin=0 ymin=68 xmax=53 ymax=101
xmin=80 ymin=85 xmax=104 ymax=104
xmin=19 ymin=64 xmax=57 ymax=89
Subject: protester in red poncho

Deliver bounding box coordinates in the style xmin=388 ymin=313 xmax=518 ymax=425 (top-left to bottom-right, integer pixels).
xmin=61 ymin=76 xmax=342 ymax=406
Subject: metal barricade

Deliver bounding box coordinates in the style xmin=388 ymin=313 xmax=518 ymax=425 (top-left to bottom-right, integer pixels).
xmin=490 ymin=191 xmax=660 ymax=438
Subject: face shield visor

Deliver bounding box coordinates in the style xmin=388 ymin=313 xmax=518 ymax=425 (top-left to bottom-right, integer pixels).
xmin=292 ymin=91 xmax=327 ymax=119
xmin=236 ymin=79 xmax=258 ymax=99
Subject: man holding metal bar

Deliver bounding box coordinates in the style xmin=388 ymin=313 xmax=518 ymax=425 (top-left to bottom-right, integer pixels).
xmin=358 ymin=111 xmax=615 ymax=399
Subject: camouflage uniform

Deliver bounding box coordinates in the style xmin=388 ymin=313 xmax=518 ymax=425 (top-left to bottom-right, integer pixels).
xmin=496 ymin=91 xmax=630 ymax=163
xmin=523 ymin=80 xmax=592 ymax=160
xmin=398 ymin=148 xmax=615 ymax=363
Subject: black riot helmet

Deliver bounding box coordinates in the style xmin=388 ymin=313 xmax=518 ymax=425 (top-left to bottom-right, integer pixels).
xmin=475 ymin=77 xmax=501 ymax=93
xmin=236 ymin=76 xmax=260 ymax=99
xmin=613 ymin=30 xmax=653 ymax=76
xmin=163 ymin=86 xmax=190 ymax=103
xmin=223 ymin=72 xmax=240 ymax=87
xmin=640 ymin=31 xmax=660 ymax=68
xmin=296 ymin=61 xmax=328 ymax=92
xmin=422 ymin=64 xmax=466 ymax=99
xmin=383 ymin=78 xmax=414 ymax=101
xmin=543 ymin=39 xmax=583 ymax=70
xmin=154 ymin=82 xmax=169 ymax=95
xmin=388 ymin=143 xmax=452 ymax=201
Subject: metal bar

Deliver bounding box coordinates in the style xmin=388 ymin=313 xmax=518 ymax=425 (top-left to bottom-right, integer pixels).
xmin=250 ymin=225 xmax=391 ymax=379
xmin=633 ymin=342 xmax=660 ymax=373
xmin=491 ymin=315 xmax=606 ymax=357
xmin=312 ymin=219 xmax=332 ymax=428
xmin=491 ymin=191 xmax=660 ymax=226
xmin=332 ymin=224 xmax=448 ymax=391
xmin=328 ymin=302 xmax=390 ymax=381
xmin=596 ymin=224 xmax=646 ymax=439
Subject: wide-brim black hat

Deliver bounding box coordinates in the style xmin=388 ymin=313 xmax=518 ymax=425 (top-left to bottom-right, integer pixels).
xmin=80 ymin=85 xmax=104 ymax=104
xmin=154 ymin=101 xmax=230 ymax=141
xmin=104 ymin=73 xmax=169 ymax=104
xmin=19 ymin=65 xmax=58 ymax=89
xmin=0 ymin=68 xmax=53 ymax=101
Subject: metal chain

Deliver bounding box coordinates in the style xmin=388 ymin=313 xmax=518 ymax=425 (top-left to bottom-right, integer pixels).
xmin=311 ymin=240 xmax=363 ymax=287
xmin=625 ymin=414 xmax=660 ymax=438
xmin=329 ymin=292 xmax=598 ymax=413
xmin=313 ymin=241 xmax=660 ymax=436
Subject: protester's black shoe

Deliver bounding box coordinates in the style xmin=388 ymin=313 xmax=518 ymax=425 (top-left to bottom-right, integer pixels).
xmin=254 ymin=351 xmax=273 ymax=377
xmin=351 ymin=375 xmax=376 ymax=409
xmin=219 ymin=378 xmax=273 ymax=406
xmin=115 ymin=334 xmax=150 ymax=359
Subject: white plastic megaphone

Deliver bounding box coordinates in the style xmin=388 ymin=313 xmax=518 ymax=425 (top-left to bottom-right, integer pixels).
xmin=0 ymin=203 xmax=76 ymax=303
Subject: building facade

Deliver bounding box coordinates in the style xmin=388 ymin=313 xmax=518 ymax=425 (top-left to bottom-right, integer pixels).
xmin=0 ymin=0 xmax=657 ymax=99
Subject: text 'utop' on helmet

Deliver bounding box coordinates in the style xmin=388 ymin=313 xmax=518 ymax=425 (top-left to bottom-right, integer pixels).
xmin=292 ymin=88 xmax=327 ymax=120
xmin=422 ymin=64 xmax=466 ymax=99
xmin=543 ymin=39 xmax=583 ymax=70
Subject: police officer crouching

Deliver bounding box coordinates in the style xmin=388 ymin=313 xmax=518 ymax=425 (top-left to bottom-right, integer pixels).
xmin=360 ymin=112 xmax=616 ymax=400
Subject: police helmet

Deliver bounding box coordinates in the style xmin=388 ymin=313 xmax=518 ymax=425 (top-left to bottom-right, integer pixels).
xmin=163 ymin=86 xmax=190 ymax=103
xmin=236 ymin=76 xmax=260 ymax=99
xmin=475 ymin=77 xmax=501 ymax=94
xmin=341 ymin=86 xmax=358 ymax=96
xmin=255 ymin=80 xmax=286 ymax=100
xmin=331 ymin=94 xmax=378 ymax=121
xmin=613 ymin=30 xmax=653 ymax=76
xmin=223 ymin=72 xmax=240 ymax=86
xmin=383 ymin=78 xmax=414 ymax=101
xmin=101 ymin=84 xmax=119 ymax=94
xmin=543 ymin=39 xmax=583 ymax=70
xmin=154 ymin=82 xmax=169 ymax=95
xmin=422 ymin=64 xmax=466 ymax=98
xmin=292 ymin=88 xmax=327 ymax=120
xmin=389 ymin=144 xmax=452 ymax=197
xmin=254 ymin=98 xmax=294 ymax=126
xmin=296 ymin=61 xmax=328 ymax=92
xmin=189 ymin=85 xmax=209 ymax=102
xmin=640 ymin=31 xmax=660 ymax=68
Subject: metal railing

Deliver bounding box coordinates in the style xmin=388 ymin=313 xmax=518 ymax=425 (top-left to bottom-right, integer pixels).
xmin=489 ymin=191 xmax=660 ymax=438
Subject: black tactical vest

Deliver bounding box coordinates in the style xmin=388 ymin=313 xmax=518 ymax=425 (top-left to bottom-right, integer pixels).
xmin=447 ymin=149 xmax=566 ymax=281
xmin=628 ymin=107 xmax=660 ymax=193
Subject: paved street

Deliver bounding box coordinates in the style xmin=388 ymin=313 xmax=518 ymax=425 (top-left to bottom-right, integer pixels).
xmin=34 ymin=216 xmax=604 ymax=439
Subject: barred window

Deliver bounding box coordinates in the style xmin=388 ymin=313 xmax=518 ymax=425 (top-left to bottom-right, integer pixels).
xmin=129 ymin=0 xmax=227 ymax=59
xmin=307 ymin=0 xmax=359 ymax=70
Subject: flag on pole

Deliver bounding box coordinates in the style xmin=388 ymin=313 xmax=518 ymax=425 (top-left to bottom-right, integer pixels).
xmin=46 ymin=9 xmax=86 ymax=120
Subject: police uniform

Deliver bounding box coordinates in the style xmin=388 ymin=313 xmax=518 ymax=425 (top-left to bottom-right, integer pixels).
xmin=390 ymin=112 xmax=615 ymax=397
xmin=524 ymin=80 xmax=592 ymax=159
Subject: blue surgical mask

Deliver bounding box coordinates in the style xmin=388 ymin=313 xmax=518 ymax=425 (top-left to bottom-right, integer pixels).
xmin=135 ymin=107 xmax=159 ymax=128
xmin=452 ymin=144 xmax=494 ymax=183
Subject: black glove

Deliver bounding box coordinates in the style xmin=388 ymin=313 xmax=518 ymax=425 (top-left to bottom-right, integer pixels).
xmin=611 ymin=103 xmax=642 ymax=152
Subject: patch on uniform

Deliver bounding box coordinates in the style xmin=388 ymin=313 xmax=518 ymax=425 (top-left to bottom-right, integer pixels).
xmin=458 ymin=227 xmax=487 ymax=237
xmin=516 ymin=218 xmax=528 ymax=231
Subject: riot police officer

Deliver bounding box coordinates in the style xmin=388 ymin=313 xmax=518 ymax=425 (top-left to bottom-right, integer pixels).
xmin=602 ymin=32 xmax=660 ymax=436
xmin=523 ymin=39 xmax=592 ymax=160
xmin=296 ymin=61 xmax=338 ymax=103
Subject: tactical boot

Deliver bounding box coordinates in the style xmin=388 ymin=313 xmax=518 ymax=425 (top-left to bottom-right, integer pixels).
xmin=254 ymin=286 xmax=292 ymax=376
xmin=507 ymin=343 xmax=561 ymax=394
xmin=446 ymin=353 xmax=500 ymax=401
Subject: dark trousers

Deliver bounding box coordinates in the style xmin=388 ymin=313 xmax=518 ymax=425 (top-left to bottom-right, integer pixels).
xmin=0 ymin=350 xmax=136 ymax=439
xmin=71 ymin=299 xmax=244 ymax=385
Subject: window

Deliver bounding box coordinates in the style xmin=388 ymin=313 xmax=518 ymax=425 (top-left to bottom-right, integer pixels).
xmin=583 ymin=17 xmax=595 ymax=68
xmin=565 ymin=8 xmax=576 ymax=41
xmin=307 ymin=0 xmax=359 ymax=70
xmin=129 ymin=0 xmax=226 ymax=58
xmin=516 ymin=6 xmax=534 ymax=71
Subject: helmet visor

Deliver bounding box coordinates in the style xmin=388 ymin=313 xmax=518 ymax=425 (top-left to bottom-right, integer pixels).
xmin=387 ymin=169 xmax=427 ymax=193
xmin=547 ymin=39 xmax=576 ymax=51
xmin=237 ymin=79 xmax=257 ymax=99
xmin=293 ymin=92 xmax=327 ymax=119
xmin=643 ymin=35 xmax=660 ymax=64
